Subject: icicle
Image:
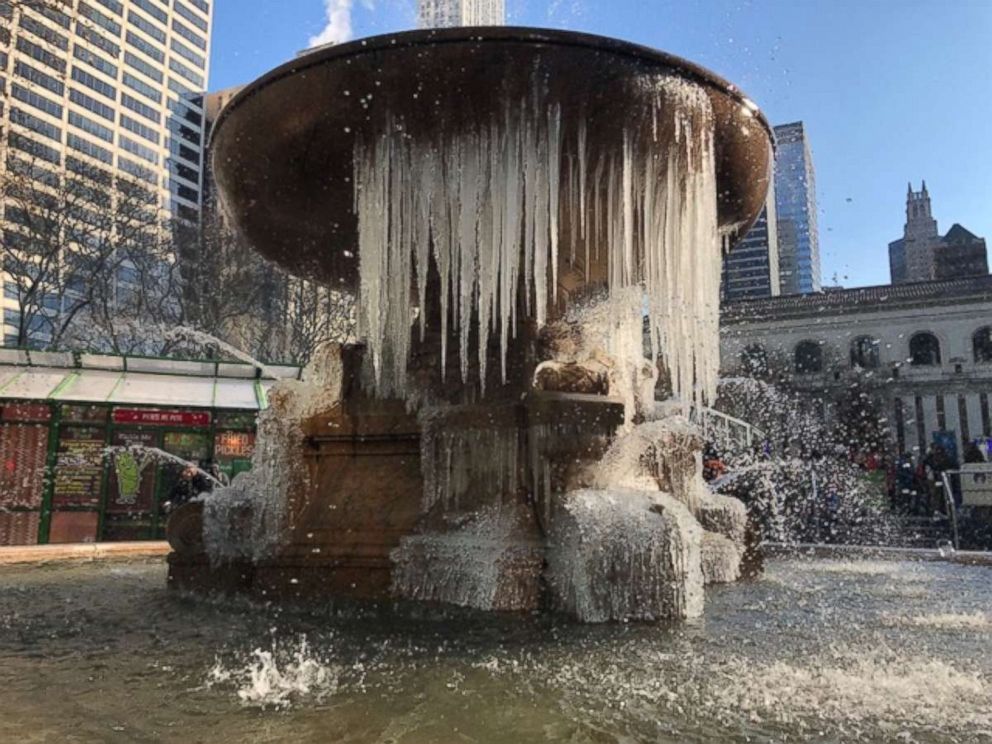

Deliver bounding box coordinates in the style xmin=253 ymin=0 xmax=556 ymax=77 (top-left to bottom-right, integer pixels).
xmin=353 ymin=72 xmax=723 ymax=411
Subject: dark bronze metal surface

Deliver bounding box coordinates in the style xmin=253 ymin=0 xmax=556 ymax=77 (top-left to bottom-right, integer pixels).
xmin=211 ymin=27 xmax=774 ymax=286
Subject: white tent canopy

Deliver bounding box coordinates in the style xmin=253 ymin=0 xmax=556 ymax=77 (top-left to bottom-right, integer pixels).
xmin=0 ymin=351 xmax=301 ymax=411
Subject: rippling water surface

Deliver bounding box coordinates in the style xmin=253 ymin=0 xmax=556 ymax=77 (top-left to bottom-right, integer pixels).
xmin=0 ymin=557 xmax=989 ymax=743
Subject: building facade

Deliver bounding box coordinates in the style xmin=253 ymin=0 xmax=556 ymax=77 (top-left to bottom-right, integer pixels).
xmin=0 ymin=0 xmax=213 ymax=345
xmin=417 ymin=0 xmax=506 ymax=28
xmin=773 ymin=121 xmax=821 ymax=295
xmin=721 ymin=186 xmax=781 ymax=302
xmin=889 ymin=182 xmax=988 ymax=284
xmin=721 ymin=275 xmax=992 ymax=460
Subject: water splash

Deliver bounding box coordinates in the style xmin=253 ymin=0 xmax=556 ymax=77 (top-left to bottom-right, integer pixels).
xmin=104 ymin=445 xmax=223 ymax=489
xmin=208 ymin=637 xmax=338 ymax=709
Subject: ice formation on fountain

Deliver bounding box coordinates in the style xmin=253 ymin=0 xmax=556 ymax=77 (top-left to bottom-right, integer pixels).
xmin=202 ymin=345 xmax=344 ymax=562
xmin=354 ymin=73 xmax=722 ymax=410
xmin=390 ymin=503 xmax=542 ymax=612
xmin=546 ymin=412 xmax=748 ymax=620
xmin=547 ymin=488 xmax=704 ymax=622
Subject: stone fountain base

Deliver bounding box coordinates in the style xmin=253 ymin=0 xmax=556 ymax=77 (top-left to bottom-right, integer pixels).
xmin=167 ymin=384 xmax=627 ymax=609
xmin=167 ymin=341 xmax=752 ymax=621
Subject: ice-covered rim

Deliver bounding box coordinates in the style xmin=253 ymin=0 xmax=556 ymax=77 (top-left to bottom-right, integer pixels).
xmin=209 ymin=26 xmax=774 ymax=148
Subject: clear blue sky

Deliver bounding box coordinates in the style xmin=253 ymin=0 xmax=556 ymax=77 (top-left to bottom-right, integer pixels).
xmin=209 ymin=0 xmax=992 ymax=289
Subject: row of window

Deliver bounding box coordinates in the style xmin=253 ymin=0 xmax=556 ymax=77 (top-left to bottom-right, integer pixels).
xmin=742 ymin=328 xmax=992 ymax=375
xmin=11 ymin=0 xmax=207 ymax=78
xmin=14 ymin=58 xmax=198 ymax=143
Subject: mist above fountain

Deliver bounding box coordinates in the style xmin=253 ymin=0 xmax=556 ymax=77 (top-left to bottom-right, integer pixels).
xmin=170 ymin=27 xmax=773 ymax=622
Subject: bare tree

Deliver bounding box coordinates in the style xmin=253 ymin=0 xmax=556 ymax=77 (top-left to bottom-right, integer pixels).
xmin=0 ymin=155 xmax=168 ymax=351
xmin=269 ymin=276 xmax=356 ymax=367
xmin=178 ymin=200 xmax=356 ymax=367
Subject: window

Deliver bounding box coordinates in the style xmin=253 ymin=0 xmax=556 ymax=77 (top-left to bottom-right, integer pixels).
xmin=73 ymin=45 xmax=119 ymax=78
xmin=119 ymin=134 xmax=159 ymax=164
xmin=79 ymin=2 xmax=123 ymax=36
xmin=15 ymin=60 xmax=65 ymax=96
xmin=8 ymin=133 xmax=61 ymax=164
xmin=177 ymin=104 xmax=202 ymax=127
xmin=171 ymin=18 xmax=206 ymax=50
xmin=72 ymin=66 xmax=117 ymax=99
xmin=93 ymin=0 xmax=124 ymax=16
xmin=125 ymin=50 xmax=164 ymax=82
xmin=68 ymin=133 xmax=114 ymax=164
xmin=174 ymin=1 xmax=208 ymax=33
xmin=176 ymin=183 xmax=199 ymax=202
xmin=15 ymin=37 xmax=66 ymax=74
xmin=123 ymin=71 xmax=163 ymax=103
xmin=850 ymin=336 xmax=880 ymax=369
xmin=19 ymin=15 xmax=69 ymax=50
xmin=120 ymin=113 xmax=160 ymax=144
xmin=66 ymin=155 xmax=113 ymax=186
xmin=69 ymin=111 xmax=114 ymax=143
xmin=132 ymin=0 xmax=167 ymax=24
xmin=10 ymin=107 xmax=62 ymax=142
xmin=740 ymin=344 xmax=768 ymax=376
xmin=170 ymin=38 xmax=205 ymax=69
xmin=78 ymin=24 xmax=121 ymax=58
xmin=35 ymin=3 xmax=72 ymax=29
xmin=173 ymin=161 xmax=198 ymax=183
xmin=187 ymin=0 xmax=210 ymax=13
xmin=11 ymin=84 xmax=63 ymax=119
xmin=168 ymin=76 xmax=198 ymax=98
xmin=7 ymin=155 xmax=60 ymax=187
xmin=169 ymin=57 xmax=203 ymax=87
xmin=909 ymin=332 xmax=941 ymax=366
xmin=974 ymin=327 xmax=992 ymax=363
xmin=794 ymin=341 xmax=823 ymax=374
xmin=119 ymin=156 xmax=157 ymax=183
xmin=127 ymin=10 xmax=166 ymax=43
xmin=122 ymin=92 xmax=160 ymax=123
xmin=127 ymin=30 xmax=164 ymax=63
xmin=70 ymin=88 xmax=116 ymax=121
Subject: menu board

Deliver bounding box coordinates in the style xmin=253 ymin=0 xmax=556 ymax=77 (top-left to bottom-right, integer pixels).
xmin=106 ymin=430 xmax=158 ymax=513
xmin=53 ymin=426 xmax=105 ymax=508
xmin=62 ymin=405 xmax=108 ymax=425
xmin=0 ymin=422 xmax=49 ymax=509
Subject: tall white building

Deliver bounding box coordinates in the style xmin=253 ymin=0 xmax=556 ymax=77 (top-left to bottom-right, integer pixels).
xmin=417 ymin=0 xmax=505 ymax=29
xmin=0 ymin=0 xmax=213 ymax=347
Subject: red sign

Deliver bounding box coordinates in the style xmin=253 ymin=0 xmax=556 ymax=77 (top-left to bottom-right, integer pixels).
xmin=112 ymin=409 xmax=211 ymax=427
xmin=2 ymin=403 xmax=53 ymax=423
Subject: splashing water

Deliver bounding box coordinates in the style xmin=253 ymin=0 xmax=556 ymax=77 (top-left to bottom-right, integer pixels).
xmin=104 ymin=445 xmax=223 ymax=488
xmin=164 ymin=325 xmax=293 ymax=380
xmin=208 ymin=637 xmax=339 ymax=709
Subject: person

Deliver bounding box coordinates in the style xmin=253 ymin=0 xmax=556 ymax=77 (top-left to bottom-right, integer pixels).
xmin=162 ymin=463 xmax=211 ymax=515
xmin=964 ymin=441 xmax=987 ymax=464
xmin=700 ymin=442 xmax=726 ymax=482
xmin=206 ymin=459 xmax=230 ymax=488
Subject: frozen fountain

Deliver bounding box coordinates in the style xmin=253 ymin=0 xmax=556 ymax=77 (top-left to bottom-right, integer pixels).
xmin=167 ymin=27 xmax=773 ymax=622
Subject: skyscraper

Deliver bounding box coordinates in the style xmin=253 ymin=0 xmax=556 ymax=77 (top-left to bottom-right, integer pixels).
xmin=721 ymin=186 xmax=781 ymax=302
xmin=0 ymin=0 xmax=213 ymax=346
xmin=773 ymin=122 xmax=821 ymax=295
xmin=888 ymin=182 xmax=988 ymax=284
xmin=417 ymin=0 xmax=506 ymax=29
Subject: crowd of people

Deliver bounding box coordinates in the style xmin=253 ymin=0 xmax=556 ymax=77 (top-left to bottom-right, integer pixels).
xmin=886 ymin=441 xmax=989 ymax=516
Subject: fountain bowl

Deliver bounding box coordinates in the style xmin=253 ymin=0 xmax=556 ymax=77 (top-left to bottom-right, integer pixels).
xmin=210 ymin=27 xmax=774 ymax=286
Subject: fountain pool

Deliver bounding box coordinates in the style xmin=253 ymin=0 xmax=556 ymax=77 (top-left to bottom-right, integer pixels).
xmin=1 ymin=556 xmax=989 ymax=743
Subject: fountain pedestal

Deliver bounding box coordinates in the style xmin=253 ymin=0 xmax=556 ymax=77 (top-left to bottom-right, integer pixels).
xmin=168 ymin=344 xmax=626 ymax=607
